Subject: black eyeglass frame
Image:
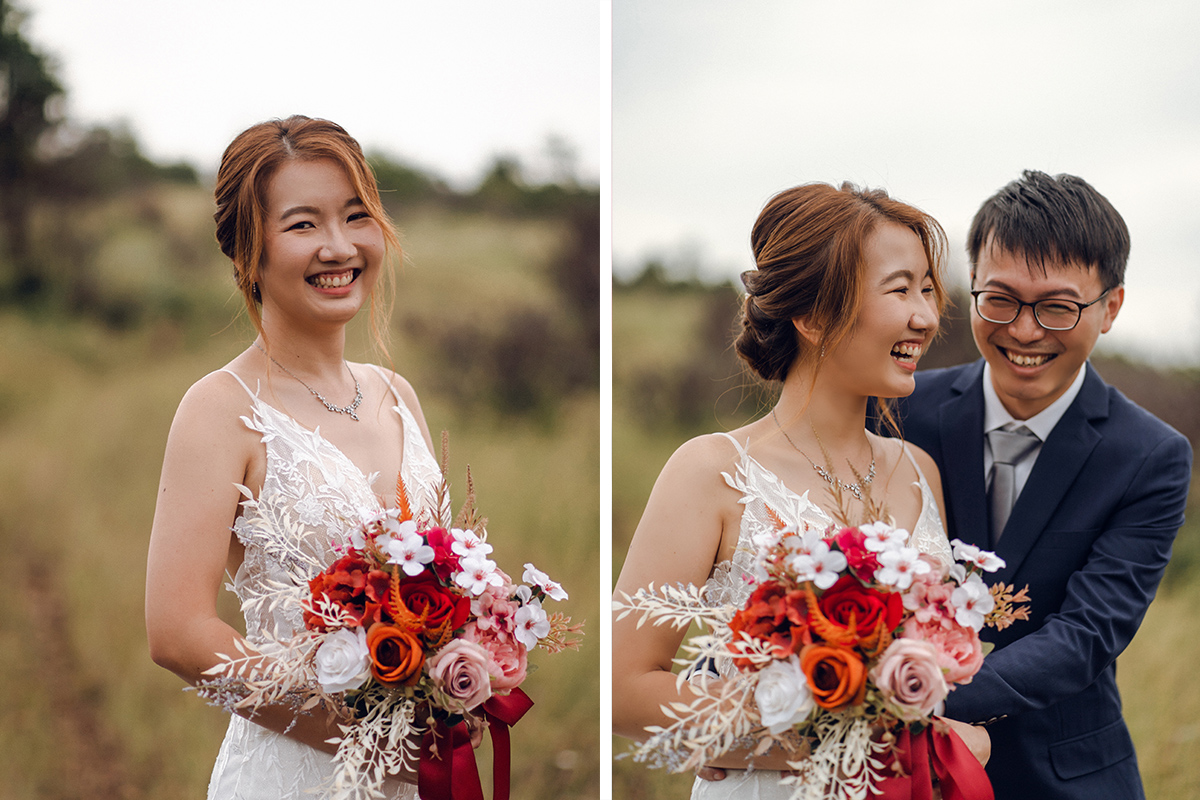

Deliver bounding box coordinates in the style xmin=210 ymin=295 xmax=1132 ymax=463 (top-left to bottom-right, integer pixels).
xmin=969 ymin=288 xmax=1112 ymax=332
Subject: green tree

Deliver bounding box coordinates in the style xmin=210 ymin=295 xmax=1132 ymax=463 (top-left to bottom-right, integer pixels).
xmin=0 ymin=0 xmax=63 ymax=297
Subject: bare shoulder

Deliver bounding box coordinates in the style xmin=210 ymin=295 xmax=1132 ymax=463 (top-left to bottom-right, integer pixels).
xmin=657 ymin=432 xmax=742 ymax=487
xmin=173 ymin=369 xmax=256 ymax=433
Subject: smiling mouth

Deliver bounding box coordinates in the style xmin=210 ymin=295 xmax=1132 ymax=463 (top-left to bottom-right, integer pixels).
xmin=999 ymin=347 xmax=1055 ymax=367
xmin=308 ymin=269 xmax=359 ymax=289
xmin=891 ymin=342 xmax=922 ymax=363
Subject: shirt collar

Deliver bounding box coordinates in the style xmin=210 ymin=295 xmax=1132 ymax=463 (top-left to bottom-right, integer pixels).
xmin=982 ymin=361 xmax=1088 ymax=441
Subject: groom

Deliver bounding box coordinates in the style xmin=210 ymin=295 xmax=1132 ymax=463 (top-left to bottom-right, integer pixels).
xmin=894 ymin=170 xmax=1191 ymax=798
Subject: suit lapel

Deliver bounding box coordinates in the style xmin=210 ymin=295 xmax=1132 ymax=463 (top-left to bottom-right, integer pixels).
xmin=939 ymin=363 xmax=990 ymax=548
xmin=993 ymin=365 xmax=1109 ymax=582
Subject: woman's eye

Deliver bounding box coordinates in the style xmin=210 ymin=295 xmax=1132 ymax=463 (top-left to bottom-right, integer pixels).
xmin=285 ymin=220 xmax=314 ymax=231
xmin=348 ymin=211 xmax=370 ymax=222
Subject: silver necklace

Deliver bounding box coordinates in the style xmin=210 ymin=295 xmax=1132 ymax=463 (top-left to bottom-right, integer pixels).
xmin=253 ymin=342 xmax=362 ymax=421
xmin=771 ymin=409 xmax=876 ymax=500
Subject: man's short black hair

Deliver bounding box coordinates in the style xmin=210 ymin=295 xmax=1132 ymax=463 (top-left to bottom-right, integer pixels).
xmin=968 ymin=170 xmax=1130 ymax=289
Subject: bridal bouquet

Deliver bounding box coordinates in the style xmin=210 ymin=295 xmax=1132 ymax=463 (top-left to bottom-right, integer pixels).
xmin=613 ymin=509 xmax=1029 ymax=799
xmin=198 ymin=448 xmax=581 ymax=800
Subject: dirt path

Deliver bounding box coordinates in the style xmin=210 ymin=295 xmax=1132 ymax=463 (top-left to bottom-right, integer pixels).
xmin=17 ymin=536 xmax=140 ymax=800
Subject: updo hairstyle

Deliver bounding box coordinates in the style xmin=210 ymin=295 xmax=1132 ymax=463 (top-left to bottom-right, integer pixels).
xmin=213 ymin=115 xmax=402 ymax=350
xmin=735 ymin=182 xmax=947 ymax=383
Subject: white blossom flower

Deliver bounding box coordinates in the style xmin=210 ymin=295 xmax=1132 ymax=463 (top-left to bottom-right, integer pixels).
xmin=523 ymin=562 xmax=568 ymax=601
xmin=861 ymin=521 xmax=910 ymax=552
xmin=874 ymin=545 xmax=931 ymax=590
xmin=786 ymin=538 xmax=847 ymax=590
xmin=514 ymin=599 xmax=551 ymax=649
xmin=755 ymin=655 xmax=814 ymax=734
xmin=951 ymin=573 xmax=995 ymax=631
xmin=451 ymin=528 xmax=493 ymax=558
xmin=314 ymin=628 xmax=370 ymax=693
xmin=385 ymin=528 xmax=435 ymax=576
xmin=950 ymin=539 xmax=1006 ymax=572
xmin=455 ymin=554 xmax=505 ymax=596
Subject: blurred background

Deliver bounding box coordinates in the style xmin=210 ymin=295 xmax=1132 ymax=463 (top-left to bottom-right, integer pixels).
xmin=0 ymin=1 xmax=600 ymax=798
xmin=612 ymin=2 xmax=1200 ymax=798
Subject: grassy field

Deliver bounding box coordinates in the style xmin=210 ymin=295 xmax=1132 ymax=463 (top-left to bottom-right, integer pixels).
xmin=0 ymin=193 xmax=598 ymax=799
xmin=611 ymin=280 xmax=1200 ymax=799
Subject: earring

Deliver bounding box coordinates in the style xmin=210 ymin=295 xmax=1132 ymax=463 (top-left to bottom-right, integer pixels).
xmin=252 ymin=282 xmax=261 ymax=303
xmin=820 ymin=343 xmax=826 ymax=359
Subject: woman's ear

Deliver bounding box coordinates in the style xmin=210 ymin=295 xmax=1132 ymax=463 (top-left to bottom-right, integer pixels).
xmin=792 ymin=317 xmax=821 ymax=347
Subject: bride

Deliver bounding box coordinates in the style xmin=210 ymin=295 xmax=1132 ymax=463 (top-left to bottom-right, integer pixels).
xmin=612 ymin=182 xmax=990 ymax=797
xmin=145 ymin=116 xmax=436 ymax=799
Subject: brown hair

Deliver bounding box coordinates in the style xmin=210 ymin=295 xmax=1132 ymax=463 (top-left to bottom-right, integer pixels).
xmin=213 ymin=115 xmax=401 ymax=353
xmin=735 ymin=182 xmax=947 ymax=413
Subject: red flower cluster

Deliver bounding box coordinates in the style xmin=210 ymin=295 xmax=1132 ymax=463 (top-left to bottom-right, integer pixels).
xmin=304 ymin=553 xmax=390 ymax=630
xmin=727 ymin=581 xmax=813 ymax=668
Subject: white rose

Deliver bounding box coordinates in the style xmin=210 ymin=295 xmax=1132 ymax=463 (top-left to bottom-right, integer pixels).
xmin=755 ymin=655 xmax=814 ymax=734
xmin=314 ymin=627 xmax=371 ymax=693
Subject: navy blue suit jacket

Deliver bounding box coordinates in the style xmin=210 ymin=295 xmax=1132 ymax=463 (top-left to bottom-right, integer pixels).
xmin=892 ymin=360 xmax=1191 ymax=800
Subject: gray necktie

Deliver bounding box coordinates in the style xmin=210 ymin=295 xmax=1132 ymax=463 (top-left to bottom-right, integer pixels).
xmin=988 ymin=427 xmax=1040 ymax=540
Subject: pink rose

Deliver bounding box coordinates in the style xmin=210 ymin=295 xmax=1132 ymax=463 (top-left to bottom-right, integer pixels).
xmin=428 ymin=639 xmax=493 ymax=713
xmin=465 ymin=623 xmax=528 ymax=691
xmin=871 ymin=639 xmax=948 ymax=721
xmin=902 ymin=618 xmax=984 ymax=685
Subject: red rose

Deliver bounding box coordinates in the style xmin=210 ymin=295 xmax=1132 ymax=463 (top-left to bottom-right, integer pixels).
xmin=817 ymin=575 xmax=903 ymax=638
xmin=727 ymin=580 xmax=813 ymax=669
xmin=394 ymin=571 xmax=471 ymax=645
xmin=424 ymin=527 xmax=462 ymax=581
xmin=830 ymin=528 xmax=881 ymax=584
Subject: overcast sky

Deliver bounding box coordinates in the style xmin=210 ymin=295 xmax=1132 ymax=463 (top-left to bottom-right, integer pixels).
xmin=615 ymin=0 xmax=1200 ymax=364
xmin=23 ymin=0 xmax=603 ymax=187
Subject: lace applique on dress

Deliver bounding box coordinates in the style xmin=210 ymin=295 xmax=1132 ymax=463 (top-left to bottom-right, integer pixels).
xmin=207 ymin=366 xmax=436 ymax=800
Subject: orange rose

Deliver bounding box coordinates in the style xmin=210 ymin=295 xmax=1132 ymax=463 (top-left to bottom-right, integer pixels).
xmin=366 ymin=624 xmax=425 ymax=686
xmin=799 ymin=644 xmax=867 ymax=710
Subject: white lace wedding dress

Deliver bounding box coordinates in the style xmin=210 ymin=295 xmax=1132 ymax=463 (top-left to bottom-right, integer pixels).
xmin=206 ymin=366 xmax=439 ymax=800
xmin=691 ymin=433 xmax=953 ymax=800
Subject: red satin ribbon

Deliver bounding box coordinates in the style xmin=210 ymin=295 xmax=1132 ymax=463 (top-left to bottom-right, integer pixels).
xmin=417 ymin=688 xmax=534 ymax=800
xmin=876 ymin=724 xmax=994 ymax=800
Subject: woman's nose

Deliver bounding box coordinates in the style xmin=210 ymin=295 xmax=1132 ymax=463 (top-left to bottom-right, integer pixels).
xmin=319 ymin=224 xmax=356 ymax=262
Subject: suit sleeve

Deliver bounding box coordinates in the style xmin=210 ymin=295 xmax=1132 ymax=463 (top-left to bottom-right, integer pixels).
xmin=945 ymin=433 xmax=1192 ymax=722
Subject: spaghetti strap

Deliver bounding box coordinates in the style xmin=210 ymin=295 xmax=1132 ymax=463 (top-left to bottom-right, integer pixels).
xmin=899 ymin=441 xmax=929 ymax=485
xmin=218 ymin=367 xmax=258 ymax=400
xmin=714 ymin=431 xmax=742 ymax=449
xmin=366 ymin=364 xmax=406 ymax=408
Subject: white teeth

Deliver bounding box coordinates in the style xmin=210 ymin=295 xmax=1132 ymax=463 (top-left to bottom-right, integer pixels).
xmin=1005 ymin=351 xmax=1051 ymax=367
xmin=891 ymin=342 xmax=922 ymax=360
xmin=311 ymin=270 xmax=354 ymax=288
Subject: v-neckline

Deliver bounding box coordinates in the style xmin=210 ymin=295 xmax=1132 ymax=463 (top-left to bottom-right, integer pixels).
xmin=250 ymin=393 xmax=407 ymax=510
xmin=737 ymin=442 xmax=931 ymax=532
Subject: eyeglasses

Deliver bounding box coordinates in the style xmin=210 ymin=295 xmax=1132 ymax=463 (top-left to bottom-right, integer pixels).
xmin=970 ymin=288 xmax=1112 ymax=331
